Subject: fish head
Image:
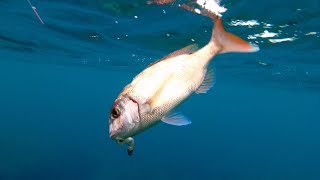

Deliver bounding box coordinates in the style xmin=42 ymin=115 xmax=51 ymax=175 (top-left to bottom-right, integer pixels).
xmin=109 ymin=96 xmax=139 ymax=142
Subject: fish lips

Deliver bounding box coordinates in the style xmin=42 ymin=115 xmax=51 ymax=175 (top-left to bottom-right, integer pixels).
xmin=109 ymin=132 xmax=126 ymax=144
xmin=109 ymin=127 xmax=121 ymax=139
xmin=109 ymin=132 xmax=117 ymax=139
xmin=109 ymin=129 xmax=124 ymax=141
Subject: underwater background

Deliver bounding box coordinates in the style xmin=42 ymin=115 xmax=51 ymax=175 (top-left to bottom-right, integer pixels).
xmin=0 ymin=0 xmax=319 ymax=179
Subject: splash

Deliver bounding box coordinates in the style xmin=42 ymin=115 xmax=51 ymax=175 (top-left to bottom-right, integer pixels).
xmin=229 ymin=20 xmax=260 ymax=27
xmin=268 ymin=38 xmax=297 ymax=43
xmin=195 ymin=0 xmax=227 ymax=17
xmin=249 ymin=30 xmax=278 ymax=39
xmin=147 ymin=0 xmax=227 ymax=17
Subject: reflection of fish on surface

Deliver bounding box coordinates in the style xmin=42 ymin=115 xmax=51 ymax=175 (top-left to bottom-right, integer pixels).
xmin=109 ymin=1 xmax=260 ymax=156
xmin=147 ymin=0 xmax=175 ymax=5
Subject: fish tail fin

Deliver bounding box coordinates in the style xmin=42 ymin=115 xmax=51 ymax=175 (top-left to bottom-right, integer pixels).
xmin=211 ymin=17 xmax=259 ymax=53
xmin=179 ymin=4 xmax=259 ymax=54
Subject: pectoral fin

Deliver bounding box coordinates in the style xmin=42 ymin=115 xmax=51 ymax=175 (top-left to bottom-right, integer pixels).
xmin=140 ymin=103 xmax=152 ymax=114
xmin=144 ymin=73 xmax=173 ymax=111
xmin=161 ymin=112 xmax=192 ymax=126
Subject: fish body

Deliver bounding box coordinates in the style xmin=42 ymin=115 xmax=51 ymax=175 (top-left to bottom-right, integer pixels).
xmin=109 ymin=11 xmax=259 ymax=156
xmin=114 ymin=49 xmax=207 ymax=136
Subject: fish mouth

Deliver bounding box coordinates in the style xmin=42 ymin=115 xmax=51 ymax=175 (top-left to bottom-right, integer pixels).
xmin=110 ymin=133 xmax=125 ymax=144
xmin=109 ymin=132 xmax=117 ymax=140
xmin=110 ymin=134 xmax=124 ymax=144
xmin=110 ymin=132 xmax=124 ymax=142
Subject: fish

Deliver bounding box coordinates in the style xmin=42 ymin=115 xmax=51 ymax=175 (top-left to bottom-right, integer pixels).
xmin=108 ymin=5 xmax=259 ymax=156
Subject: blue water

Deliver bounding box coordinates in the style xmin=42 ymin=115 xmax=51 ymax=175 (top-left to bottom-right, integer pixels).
xmin=1 ymin=0 xmax=320 ymax=179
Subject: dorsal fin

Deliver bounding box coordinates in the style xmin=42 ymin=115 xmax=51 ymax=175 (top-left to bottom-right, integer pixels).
xmin=147 ymin=44 xmax=198 ymax=68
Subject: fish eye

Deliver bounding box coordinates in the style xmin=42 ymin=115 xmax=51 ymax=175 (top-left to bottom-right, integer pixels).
xmin=111 ymin=107 xmax=121 ymax=119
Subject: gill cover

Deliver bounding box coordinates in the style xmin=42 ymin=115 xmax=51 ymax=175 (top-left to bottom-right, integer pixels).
xmin=109 ymin=96 xmax=139 ymax=140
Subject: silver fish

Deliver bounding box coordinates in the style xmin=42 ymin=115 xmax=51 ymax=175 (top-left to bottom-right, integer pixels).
xmin=109 ymin=8 xmax=259 ymax=156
